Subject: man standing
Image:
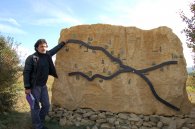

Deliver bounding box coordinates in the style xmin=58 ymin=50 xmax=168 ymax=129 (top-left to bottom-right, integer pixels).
xmin=23 ymin=39 xmax=67 ymax=129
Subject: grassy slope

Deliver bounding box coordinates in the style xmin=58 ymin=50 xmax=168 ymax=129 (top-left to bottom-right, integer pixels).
xmin=0 ymin=74 xmax=195 ymax=129
xmin=0 ymin=75 xmax=91 ymax=129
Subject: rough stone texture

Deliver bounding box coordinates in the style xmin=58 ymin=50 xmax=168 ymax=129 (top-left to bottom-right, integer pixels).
xmin=48 ymin=106 xmax=195 ymax=129
xmin=52 ymin=24 xmax=192 ymax=115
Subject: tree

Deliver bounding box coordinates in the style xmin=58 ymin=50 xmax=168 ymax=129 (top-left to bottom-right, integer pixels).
xmin=180 ymin=1 xmax=195 ymax=64
xmin=0 ymin=34 xmax=21 ymax=112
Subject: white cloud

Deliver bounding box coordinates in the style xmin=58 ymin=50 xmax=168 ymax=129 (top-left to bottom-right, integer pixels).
xmin=0 ymin=17 xmax=20 ymax=26
xmin=34 ymin=17 xmax=81 ymax=26
xmin=29 ymin=0 xmax=82 ymax=26
xmin=7 ymin=18 xmax=21 ymax=27
xmin=0 ymin=24 xmax=26 ymax=34
xmin=17 ymin=46 xmax=33 ymax=65
xmin=98 ymin=0 xmax=191 ymax=28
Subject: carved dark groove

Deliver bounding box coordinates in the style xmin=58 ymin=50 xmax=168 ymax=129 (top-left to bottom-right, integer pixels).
xmin=66 ymin=39 xmax=180 ymax=111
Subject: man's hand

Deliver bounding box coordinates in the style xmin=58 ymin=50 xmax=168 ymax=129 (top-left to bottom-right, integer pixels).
xmin=25 ymin=89 xmax=31 ymax=94
xmin=61 ymin=40 xmax=68 ymax=45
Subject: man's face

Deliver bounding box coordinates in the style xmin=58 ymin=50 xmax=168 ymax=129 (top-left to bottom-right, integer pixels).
xmin=37 ymin=43 xmax=48 ymax=54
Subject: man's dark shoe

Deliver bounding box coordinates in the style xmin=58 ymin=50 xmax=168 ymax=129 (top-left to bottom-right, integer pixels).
xmin=42 ymin=126 xmax=48 ymax=129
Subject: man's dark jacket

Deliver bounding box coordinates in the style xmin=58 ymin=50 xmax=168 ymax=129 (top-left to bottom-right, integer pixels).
xmin=23 ymin=42 xmax=65 ymax=89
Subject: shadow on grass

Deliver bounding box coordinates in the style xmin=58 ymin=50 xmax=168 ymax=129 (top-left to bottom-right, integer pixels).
xmin=0 ymin=111 xmax=32 ymax=129
xmin=45 ymin=121 xmax=93 ymax=129
xmin=0 ymin=111 xmax=93 ymax=129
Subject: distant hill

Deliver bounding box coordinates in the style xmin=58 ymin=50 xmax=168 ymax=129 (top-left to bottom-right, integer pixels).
xmin=187 ymin=67 xmax=194 ymax=74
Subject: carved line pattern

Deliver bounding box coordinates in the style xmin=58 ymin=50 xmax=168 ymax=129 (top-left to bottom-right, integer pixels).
xmin=66 ymin=39 xmax=180 ymax=111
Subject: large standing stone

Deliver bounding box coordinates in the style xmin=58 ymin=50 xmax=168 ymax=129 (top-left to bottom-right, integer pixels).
xmin=52 ymin=24 xmax=192 ymax=115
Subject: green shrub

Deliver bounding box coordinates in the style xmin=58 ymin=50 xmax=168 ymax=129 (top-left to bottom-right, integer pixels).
xmin=187 ymin=75 xmax=195 ymax=87
xmin=0 ymin=35 xmax=21 ymax=112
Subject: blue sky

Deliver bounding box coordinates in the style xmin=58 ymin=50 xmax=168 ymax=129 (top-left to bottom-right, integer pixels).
xmin=0 ymin=0 xmax=194 ymax=67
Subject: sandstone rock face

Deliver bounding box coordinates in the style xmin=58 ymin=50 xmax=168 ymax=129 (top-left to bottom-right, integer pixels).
xmin=52 ymin=24 xmax=192 ymax=115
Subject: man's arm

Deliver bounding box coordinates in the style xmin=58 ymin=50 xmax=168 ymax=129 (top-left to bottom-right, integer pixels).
xmin=48 ymin=41 xmax=67 ymax=56
xmin=23 ymin=55 xmax=33 ymax=93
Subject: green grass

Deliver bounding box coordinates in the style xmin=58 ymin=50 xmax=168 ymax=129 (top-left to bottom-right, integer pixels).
xmin=0 ymin=111 xmax=93 ymax=129
xmin=0 ymin=75 xmax=93 ymax=129
xmin=0 ymin=111 xmax=32 ymax=129
xmin=186 ymin=86 xmax=195 ymax=92
xmin=45 ymin=121 xmax=93 ymax=129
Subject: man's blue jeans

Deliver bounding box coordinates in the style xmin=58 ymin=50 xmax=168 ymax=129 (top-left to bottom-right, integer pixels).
xmin=31 ymin=85 xmax=50 ymax=129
